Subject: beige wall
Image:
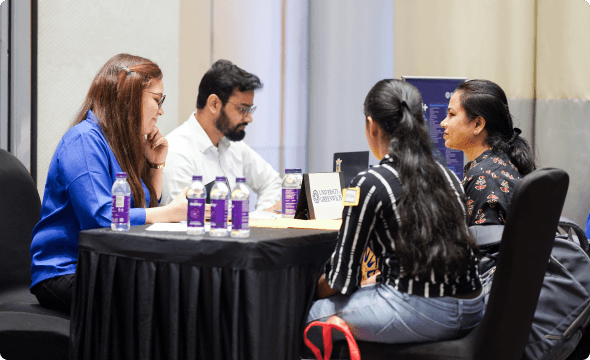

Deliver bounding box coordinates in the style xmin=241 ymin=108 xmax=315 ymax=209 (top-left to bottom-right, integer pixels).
xmin=536 ymin=0 xmax=590 ymax=100
xmin=534 ymin=1 xmax=590 ymax=226
xmin=394 ymin=0 xmax=590 ymax=100
xmin=394 ymin=0 xmax=536 ymax=99
xmin=178 ymin=0 xmax=212 ymax=125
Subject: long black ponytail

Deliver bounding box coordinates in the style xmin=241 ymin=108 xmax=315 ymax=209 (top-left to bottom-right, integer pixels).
xmin=364 ymin=79 xmax=477 ymax=277
xmin=456 ymin=79 xmax=536 ymax=175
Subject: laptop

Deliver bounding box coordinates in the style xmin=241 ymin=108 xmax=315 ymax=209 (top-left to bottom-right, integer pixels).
xmin=332 ymin=151 xmax=370 ymax=187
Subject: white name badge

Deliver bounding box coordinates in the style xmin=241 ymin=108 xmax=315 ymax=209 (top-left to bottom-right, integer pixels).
xmin=342 ymin=187 xmax=361 ymax=206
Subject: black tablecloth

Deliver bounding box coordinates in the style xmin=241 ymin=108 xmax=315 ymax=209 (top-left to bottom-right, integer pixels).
xmin=70 ymin=225 xmax=338 ymax=360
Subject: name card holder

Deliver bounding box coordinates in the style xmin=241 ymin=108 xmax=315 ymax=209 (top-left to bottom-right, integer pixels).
xmin=295 ymin=172 xmax=345 ymax=220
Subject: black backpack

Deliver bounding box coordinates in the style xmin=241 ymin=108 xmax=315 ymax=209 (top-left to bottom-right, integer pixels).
xmin=471 ymin=218 xmax=590 ymax=360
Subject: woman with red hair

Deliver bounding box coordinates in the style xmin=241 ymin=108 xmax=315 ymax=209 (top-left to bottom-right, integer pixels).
xmin=30 ymin=54 xmax=188 ymax=312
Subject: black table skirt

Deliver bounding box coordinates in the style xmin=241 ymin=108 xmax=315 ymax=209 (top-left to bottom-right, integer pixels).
xmin=70 ymin=226 xmax=338 ymax=360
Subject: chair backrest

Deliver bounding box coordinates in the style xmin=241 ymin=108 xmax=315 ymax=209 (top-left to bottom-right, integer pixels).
xmin=474 ymin=168 xmax=569 ymax=360
xmin=0 ymin=149 xmax=41 ymax=289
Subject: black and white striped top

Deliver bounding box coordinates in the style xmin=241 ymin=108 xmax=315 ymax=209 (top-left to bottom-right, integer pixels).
xmin=325 ymin=155 xmax=482 ymax=297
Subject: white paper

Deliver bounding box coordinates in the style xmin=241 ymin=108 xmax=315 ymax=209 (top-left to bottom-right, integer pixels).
xmin=146 ymin=222 xmax=220 ymax=232
xmin=249 ymin=210 xmax=281 ymax=220
xmin=146 ymin=222 xmax=188 ymax=232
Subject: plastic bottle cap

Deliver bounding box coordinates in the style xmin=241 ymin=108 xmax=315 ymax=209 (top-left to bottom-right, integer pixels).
xmin=192 ymin=175 xmax=203 ymax=181
xmin=215 ymin=176 xmax=227 ymax=182
xmin=236 ymin=177 xmax=246 ymax=183
xmin=116 ymin=172 xmax=127 ymax=178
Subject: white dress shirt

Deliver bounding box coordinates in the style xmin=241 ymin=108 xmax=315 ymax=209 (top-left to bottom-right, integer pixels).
xmin=161 ymin=112 xmax=282 ymax=210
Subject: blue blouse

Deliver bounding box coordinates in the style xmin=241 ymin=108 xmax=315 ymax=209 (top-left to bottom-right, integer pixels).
xmin=30 ymin=110 xmax=148 ymax=288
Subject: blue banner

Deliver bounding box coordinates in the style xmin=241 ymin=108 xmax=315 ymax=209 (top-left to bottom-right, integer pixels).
xmin=403 ymin=77 xmax=466 ymax=180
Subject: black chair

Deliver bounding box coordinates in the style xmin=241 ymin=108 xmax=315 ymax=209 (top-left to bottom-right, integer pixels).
xmin=0 ymin=149 xmax=70 ymax=359
xmin=333 ymin=167 xmax=569 ymax=360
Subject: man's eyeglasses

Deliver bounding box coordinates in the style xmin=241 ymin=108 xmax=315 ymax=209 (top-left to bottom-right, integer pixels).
xmin=226 ymin=100 xmax=256 ymax=117
xmin=146 ymin=91 xmax=166 ymax=109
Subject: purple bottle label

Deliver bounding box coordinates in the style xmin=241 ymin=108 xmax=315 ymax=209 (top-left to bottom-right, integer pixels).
xmin=232 ymin=200 xmax=249 ymax=230
xmin=282 ymin=189 xmax=299 ymax=215
xmin=187 ymin=198 xmax=206 ymax=228
xmin=210 ymin=199 xmax=228 ymax=229
xmin=112 ymin=195 xmax=130 ymax=224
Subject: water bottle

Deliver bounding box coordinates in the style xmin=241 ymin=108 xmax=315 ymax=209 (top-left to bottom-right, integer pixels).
xmin=293 ymin=168 xmax=303 ymax=200
xmin=282 ymin=169 xmax=299 ymax=218
xmin=209 ymin=176 xmax=229 ymax=237
xmin=187 ymin=175 xmax=207 ymax=235
xmin=231 ymin=177 xmax=250 ymax=238
xmin=111 ymin=172 xmax=130 ymax=231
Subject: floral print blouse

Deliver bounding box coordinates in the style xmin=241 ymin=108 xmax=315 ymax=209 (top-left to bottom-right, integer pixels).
xmin=462 ymin=150 xmax=523 ymax=226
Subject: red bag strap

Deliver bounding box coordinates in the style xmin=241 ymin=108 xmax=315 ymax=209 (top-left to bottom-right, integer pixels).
xmin=303 ymin=316 xmax=361 ymax=360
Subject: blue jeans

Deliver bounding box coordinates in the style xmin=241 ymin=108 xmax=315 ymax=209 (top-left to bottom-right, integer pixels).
xmin=305 ymin=283 xmax=484 ymax=346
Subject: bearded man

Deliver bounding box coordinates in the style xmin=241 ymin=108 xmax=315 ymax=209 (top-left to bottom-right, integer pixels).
xmin=161 ymin=60 xmax=281 ymax=210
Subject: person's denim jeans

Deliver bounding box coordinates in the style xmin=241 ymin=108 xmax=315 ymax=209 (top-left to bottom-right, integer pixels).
xmin=305 ymin=283 xmax=484 ymax=346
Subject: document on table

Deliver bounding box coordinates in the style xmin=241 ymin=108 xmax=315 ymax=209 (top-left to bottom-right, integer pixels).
xmin=249 ymin=218 xmax=342 ymax=231
xmin=146 ymin=217 xmax=342 ymax=232
xmin=249 ymin=210 xmax=281 ymax=220
xmin=146 ymin=222 xmax=211 ymax=232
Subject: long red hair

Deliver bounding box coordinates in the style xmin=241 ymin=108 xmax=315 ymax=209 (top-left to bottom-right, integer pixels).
xmin=73 ymin=53 xmax=162 ymax=208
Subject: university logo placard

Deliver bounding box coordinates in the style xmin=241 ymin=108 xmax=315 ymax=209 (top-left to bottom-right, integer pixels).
xmin=298 ymin=172 xmax=345 ymax=220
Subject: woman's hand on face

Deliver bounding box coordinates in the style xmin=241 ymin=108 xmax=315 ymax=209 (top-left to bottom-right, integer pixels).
xmin=143 ymin=126 xmax=168 ymax=165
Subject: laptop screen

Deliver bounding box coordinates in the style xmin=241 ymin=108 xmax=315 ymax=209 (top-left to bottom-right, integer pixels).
xmin=333 ymin=151 xmax=370 ymax=188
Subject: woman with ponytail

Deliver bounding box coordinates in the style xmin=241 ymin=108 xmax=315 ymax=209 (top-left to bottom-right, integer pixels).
xmin=441 ymin=79 xmax=536 ymax=227
xmin=305 ymin=79 xmax=483 ymax=346
xmin=30 ymin=54 xmax=188 ymax=313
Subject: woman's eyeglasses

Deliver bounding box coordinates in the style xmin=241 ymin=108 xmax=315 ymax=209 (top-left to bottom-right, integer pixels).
xmin=146 ymin=91 xmax=166 ymax=109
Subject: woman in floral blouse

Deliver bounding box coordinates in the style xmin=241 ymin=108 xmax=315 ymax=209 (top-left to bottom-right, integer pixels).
xmin=441 ymin=79 xmax=536 ymax=227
